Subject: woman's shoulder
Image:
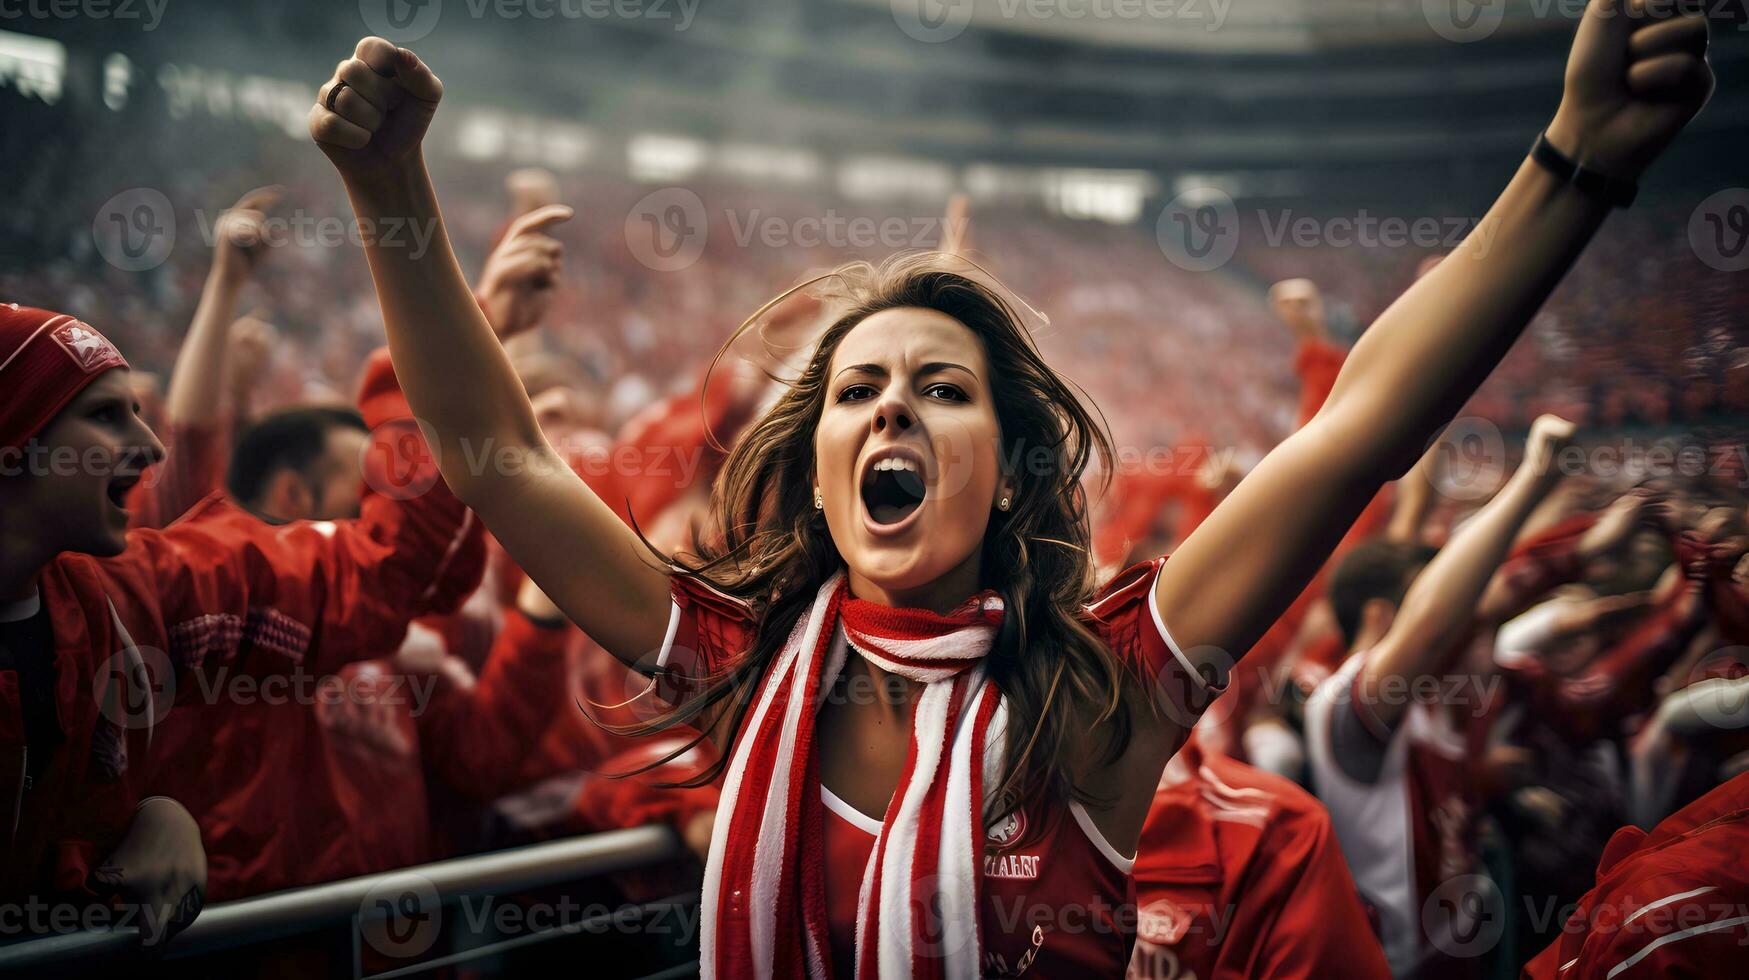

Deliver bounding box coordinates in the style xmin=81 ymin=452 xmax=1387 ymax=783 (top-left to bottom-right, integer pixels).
xmin=1078 ymin=556 xmax=1168 ymax=656
xmin=1081 ymin=556 xmax=1167 ymax=625
xmin=666 ymin=570 xmax=761 ymax=674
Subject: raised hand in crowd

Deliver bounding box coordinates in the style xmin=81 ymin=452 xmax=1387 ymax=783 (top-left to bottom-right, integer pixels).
xmin=478 ymin=204 xmax=572 ymax=343
xmin=166 ymin=185 xmax=281 ymax=429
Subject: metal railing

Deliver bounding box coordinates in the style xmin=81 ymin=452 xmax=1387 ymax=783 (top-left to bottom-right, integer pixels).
xmin=0 ymin=825 xmax=694 ymax=977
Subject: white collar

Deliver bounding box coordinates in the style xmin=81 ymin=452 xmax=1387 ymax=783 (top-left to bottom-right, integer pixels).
xmin=0 ymin=589 xmax=42 ymax=623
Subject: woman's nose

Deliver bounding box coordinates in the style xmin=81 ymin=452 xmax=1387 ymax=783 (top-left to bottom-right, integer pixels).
xmin=871 ymin=395 xmax=914 ymax=435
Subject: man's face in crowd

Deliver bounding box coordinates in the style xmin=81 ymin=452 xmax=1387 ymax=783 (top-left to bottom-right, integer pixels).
xmin=1269 ymin=279 xmax=1326 ymax=336
xmin=259 ymin=425 xmax=369 ymax=523
xmin=0 ymin=369 xmax=165 ymax=558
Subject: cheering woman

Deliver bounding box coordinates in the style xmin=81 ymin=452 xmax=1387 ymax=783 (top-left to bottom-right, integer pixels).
xmin=306 ymin=3 xmax=1714 ymax=974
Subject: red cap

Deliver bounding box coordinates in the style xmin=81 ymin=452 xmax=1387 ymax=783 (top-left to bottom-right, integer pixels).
xmin=0 ymin=303 xmax=129 ymax=451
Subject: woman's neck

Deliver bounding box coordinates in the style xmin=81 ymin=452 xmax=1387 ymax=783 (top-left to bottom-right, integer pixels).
xmin=846 ymin=551 xmax=982 ymax=615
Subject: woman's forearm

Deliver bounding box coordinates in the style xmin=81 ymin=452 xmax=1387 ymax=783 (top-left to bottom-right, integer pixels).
xmin=1317 ymin=146 xmax=1609 ymax=483
xmin=341 ymin=156 xmax=547 ymax=500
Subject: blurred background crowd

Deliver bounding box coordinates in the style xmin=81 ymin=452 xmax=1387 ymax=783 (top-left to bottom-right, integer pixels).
xmin=1 ymin=0 xmax=1747 ymax=976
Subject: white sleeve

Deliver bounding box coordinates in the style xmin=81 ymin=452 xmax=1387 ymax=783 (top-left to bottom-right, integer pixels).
xmin=1493 ymin=598 xmax=1570 ymax=668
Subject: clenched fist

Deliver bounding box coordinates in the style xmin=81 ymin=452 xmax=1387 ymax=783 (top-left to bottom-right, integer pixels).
xmin=1547 ymin=0 xmax=1715 ymax=180
xmin=211 ymin=185 xmax=281 ymax=283
xmin=1524 ymin=414 xmax=1578 ymax=485
xmin=309 ymin=37 xmax=444 ymax=187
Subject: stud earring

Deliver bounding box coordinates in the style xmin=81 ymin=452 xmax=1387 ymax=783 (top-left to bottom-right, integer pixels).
xmin=998 ymin=495 xmax=1011 ymax=512
xmin=814 ymin=489 xmax=824 ymax=510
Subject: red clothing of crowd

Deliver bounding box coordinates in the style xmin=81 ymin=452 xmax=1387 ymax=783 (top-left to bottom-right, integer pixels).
xmin=2 ymin=351 xmax=481 ymax=903
xmin=1522 ymin=771 xmax=1749 ymax=979
xmin=1128 ymin=735 xmax=1389 ymax=980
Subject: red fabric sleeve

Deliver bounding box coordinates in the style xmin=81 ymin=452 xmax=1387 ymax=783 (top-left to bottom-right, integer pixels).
xmin=421 ymin=610 xmax=575 ymax=801
xmin=134 ymin=349 xmax=486 ymax=678
xmin=1675 ymin=536 xmax=1749 ymax=646
xmin=571 ymin=736 xmax=720 ymax=835
xmin=1084 ymin=557 xmax=1227 ymax=741
xmin=1531 ymin=870 xmax=1749 ymax=979
xmin=125 ymin=420 xmax=228 ymax=531
xmin=1491 ymin=513 xmax=1599 ymax=614
xmin=654 ymin=574 xmax=759 ymax=705
xmin=1293 ymin=338 xmax=1348 ymax=427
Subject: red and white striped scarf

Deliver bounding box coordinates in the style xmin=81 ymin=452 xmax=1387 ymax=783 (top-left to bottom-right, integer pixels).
xmin=701 ymin=571 xmax=1008 ymax=979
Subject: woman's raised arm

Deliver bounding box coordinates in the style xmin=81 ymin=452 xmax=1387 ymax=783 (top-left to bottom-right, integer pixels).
xmin=1154 ymin=0 xmax=1716 ymax=683
xmin=307 ymin=37 xmax=673 ymax=667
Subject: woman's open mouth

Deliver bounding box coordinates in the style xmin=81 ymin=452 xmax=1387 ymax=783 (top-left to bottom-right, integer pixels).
xmin=860 ymin=448 xmax=927 ymax=531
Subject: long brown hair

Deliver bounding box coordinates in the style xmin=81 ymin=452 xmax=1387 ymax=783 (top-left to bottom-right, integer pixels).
xmin=619 ymin=252 xmax=1132 ymax=822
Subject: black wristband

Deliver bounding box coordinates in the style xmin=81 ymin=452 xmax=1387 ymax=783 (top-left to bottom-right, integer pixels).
xmin=1530 ymin=131 xmax=1637 ymax=209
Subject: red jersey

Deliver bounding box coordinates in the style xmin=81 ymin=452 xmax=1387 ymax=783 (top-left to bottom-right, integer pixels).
xmin=822 ymin=783 xmax=1135 ymax=978
xmin=1128 ymin=736 xmax=1390 ymax=980
xmin=1522 ymin=772 xmax=1749 ymax=979
xmin=660 ymin=555 xmax=1221 ymax=975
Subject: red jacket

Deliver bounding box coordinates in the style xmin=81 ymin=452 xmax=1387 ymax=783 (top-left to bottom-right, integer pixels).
xmin=1522 ymin=772 xmax=1749 ymax=979
xmin=119 ymin=350 xmax=486 ymax=900
xmin=304 ymin=609 xmax=574 ymax=889
xmin=1129 ymin=736 xmax=1391 ymax=979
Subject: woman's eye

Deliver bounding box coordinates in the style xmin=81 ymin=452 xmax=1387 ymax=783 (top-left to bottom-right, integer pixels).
xmin=925 ymin=384 xmax=967 ymax=402
xmin=91 ymin=406 xmax=120 ymax=424
xmin=837 ymin=384 xmax=876 ymax=403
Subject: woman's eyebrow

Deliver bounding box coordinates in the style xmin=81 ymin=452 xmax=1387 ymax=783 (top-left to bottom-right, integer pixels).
xmin=833 ymin=363 xmax=886 ymax=381
xmin=919 ymin=361 xmax=977 ymax=380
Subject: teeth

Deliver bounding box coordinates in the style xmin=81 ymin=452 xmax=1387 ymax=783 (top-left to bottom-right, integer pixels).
xmin=871 ymin=457 xmax=918 ymax=473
